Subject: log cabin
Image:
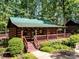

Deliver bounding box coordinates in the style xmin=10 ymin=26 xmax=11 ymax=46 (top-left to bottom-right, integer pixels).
xmin=66 ymin=20 xmax=79 ymax=34
xmin=7 ymin=17 xmax=66 ymax=49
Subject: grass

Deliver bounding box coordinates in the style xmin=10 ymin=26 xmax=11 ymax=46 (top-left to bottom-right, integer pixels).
xmin=11 ymin=53 xmax=37 ymax=59
xmin=23 ymin=53 xmax=37 ymax=59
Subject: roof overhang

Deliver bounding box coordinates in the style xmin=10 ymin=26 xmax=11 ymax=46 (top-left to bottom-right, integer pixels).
xmin=8 ymin=17 xmax=64 ymax=28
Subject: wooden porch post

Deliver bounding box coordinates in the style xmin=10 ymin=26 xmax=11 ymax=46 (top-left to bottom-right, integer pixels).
xmin=34 ymin=29 xmax=39 ymax=49
xmin=46 ymin=28 xmax=48 ymax=40
xmin=56 ymin=28 xmax=58 ymax=39
xmin=64 ymin=27 xmax=66 ymax=38
xmin=35 ymin=29 xmax=37 ymax=38
xmin=21 ymin=28 xmax=24 ymax=39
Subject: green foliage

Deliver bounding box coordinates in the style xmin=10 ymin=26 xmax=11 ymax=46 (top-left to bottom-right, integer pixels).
xmin=0 ymin=40 xmax=8 ymax=47
xmin=62 ymin=34 xmax=79 ymax=48
xmin=40 ymin=46 xmax=55 ymax=53
xmin=40 ymin=41 xmax=52 ymax=48
xmin=0 ymin=48 xmax=6 ymax=54
xmin=2 ymin=40 xmax=8 ymax=47
xmin=40 ymin=41 xmax=62 ymax=48
xmin=11 ymin=57 xmax=18 ymax=59
xmin=40 ymin=40 xmax=72 ymax=53
xmin=0 ymin=40 xmax=4 ymax=46
xmin=52 ymin=43 xmax=72 ymax=52
xmin=0 ymin=0 xmax=79 ymax=29
xmin=11 ymin=53 xmax=37 ymax=59
xmin=8 ymin=37 xmax=24 ymax=56
xmin=23 ymin=53 xmax=37 ymax=59
xmin=52 ymin=43 xmax=69 ymax=49
xmin=51 ymin=41 xmax=62 ymax=45
xmin=0 ymin=22 xmax=6 ymax=31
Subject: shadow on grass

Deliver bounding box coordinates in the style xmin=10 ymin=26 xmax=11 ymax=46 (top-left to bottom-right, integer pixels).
xmin=51 ymin=51 xmax=77 ymax=59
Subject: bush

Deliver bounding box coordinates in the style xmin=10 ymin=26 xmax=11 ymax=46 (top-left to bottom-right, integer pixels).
xmin=40 ymin=46 xmax=54 ymax=53
xmin=8 ymin=37 xmax=24 ymax=56
xmin=40 ymin=41 xmax=52 ymax=48
xmin=52 ymin=44 xmax=72 ymax=52
xmin=52 ymin=41 xmax=62 ymax=44
xmin=62 ymin=34 xmax=79 ymax=48
xmin=11 ymin=57 xmax=18 ymax=59
xmin=23 ymin=53 xmax=37 ymax=59
xmin=40 ymin=40 xmax=72 ymax=53
xmin=0 ymin=48 xmax=6 ymax=54
xmin=0 ymin=40 xmax=8 ymax=47
xmin=52 ymin=44 xmax=69 ymax=49
xmin=11 ymin=53 xmax=37 ymax=59
xmin=0 ymin=40 xmax=3 ymax=46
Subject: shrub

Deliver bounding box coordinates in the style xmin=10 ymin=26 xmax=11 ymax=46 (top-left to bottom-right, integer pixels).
xmin=62 ymin=34 xmax=79 ymax=48
xmin=0 ymin=40 xmax=8 ymax=47
xmin=8 ymin=37 xmax=24 ymax=56
xmin=0 ymin=40 xmax=3 ymax=46
xmin=52 ymin=41 xmax=62 ymax=44
xmin=40 ymin=40 xmax=72 ymax=53
xmin=11 ymin=53 xmax=37 ymax=59
xmin=52 ymin=44 xmax=68 ymax=49
xmin=40 ymin=46 xmax=54 ymax=53
xmin=40 ymin=41 xmax=52 ymax=48
xmin=3 ymin=40 xmax=8 ymax=47
xmin=0 ymin=48 xmax=6 ymax=54
xmin=52 ymin=44 xmax=72 ymax=51
xmin=23 ymin=53 xmax=37 ymax=59
xmin=11 ymin=57 xmax=18 ymax=59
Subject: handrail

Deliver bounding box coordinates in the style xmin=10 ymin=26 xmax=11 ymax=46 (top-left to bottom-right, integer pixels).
xmin=34 ymin=33 xmax=71 ymax=40
xmin=35 ymin=33 xmax=71 ymax=37
xmin=33 ymin=36 xmax=40 ymax=49
xmin=23 ymin=36 xmax=28 ymax=51
xmin=33 ymin=33 xmax=71 ymax=49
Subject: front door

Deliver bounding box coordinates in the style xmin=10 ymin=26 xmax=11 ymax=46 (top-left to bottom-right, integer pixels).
xmin=23 ymin=29 xmax=32 ymax=41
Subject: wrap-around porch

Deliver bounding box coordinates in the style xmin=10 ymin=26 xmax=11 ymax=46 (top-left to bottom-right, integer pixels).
xmin=21 ymin=27 xmax=70 ymax=50
xmin=21 ymin=28 xmax=70 ymax=40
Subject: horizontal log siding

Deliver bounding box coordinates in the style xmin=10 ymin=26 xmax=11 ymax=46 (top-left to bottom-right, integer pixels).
xmin=47 ymin=28 xmax=57 ymax=34
xmin=16 ymin=28 xmax=22 ymax=37
xmin=9 ymin=28 xmax=16 ymax=38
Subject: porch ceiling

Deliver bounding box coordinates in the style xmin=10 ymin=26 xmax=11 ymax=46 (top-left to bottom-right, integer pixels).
xmin=9 ymin=17 xmax=64 ymax=28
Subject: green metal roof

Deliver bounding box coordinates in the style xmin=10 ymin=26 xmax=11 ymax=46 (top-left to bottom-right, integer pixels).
xmin=10 ymin=17 xmax=63 ymax=27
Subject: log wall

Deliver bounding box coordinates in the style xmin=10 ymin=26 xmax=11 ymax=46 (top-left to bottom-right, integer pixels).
xmin=16 ymin=28 xmax=22 ymax=37
xmin=9 ymin=27 xmax=22 ymax=38
xmin=9 ymin=28 xmax=16 ymax=38
xmin=48 ymin=28 xmax=57 ymax=34
xmin=9 ymin=27 xmax=58 ymax=39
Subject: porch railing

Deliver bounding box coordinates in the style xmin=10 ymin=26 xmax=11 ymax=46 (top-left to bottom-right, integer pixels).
xmin=33 ymin=33 xmax=71 ymax=49
xmin=34 ymin=33 xmax=71 ymax=40
xmin=0 ymin=33 xmax=9 ymax=40
xmin=23 ymin=36 xmax=28 ymax=51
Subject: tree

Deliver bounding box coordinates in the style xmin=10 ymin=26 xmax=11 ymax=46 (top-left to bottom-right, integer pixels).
xmin=0 ymin=0 xmax=79 ymax=30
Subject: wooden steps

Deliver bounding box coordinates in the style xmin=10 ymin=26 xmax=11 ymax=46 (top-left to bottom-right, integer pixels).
xmin=27 ymin=42 xmax=37 ymax=52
